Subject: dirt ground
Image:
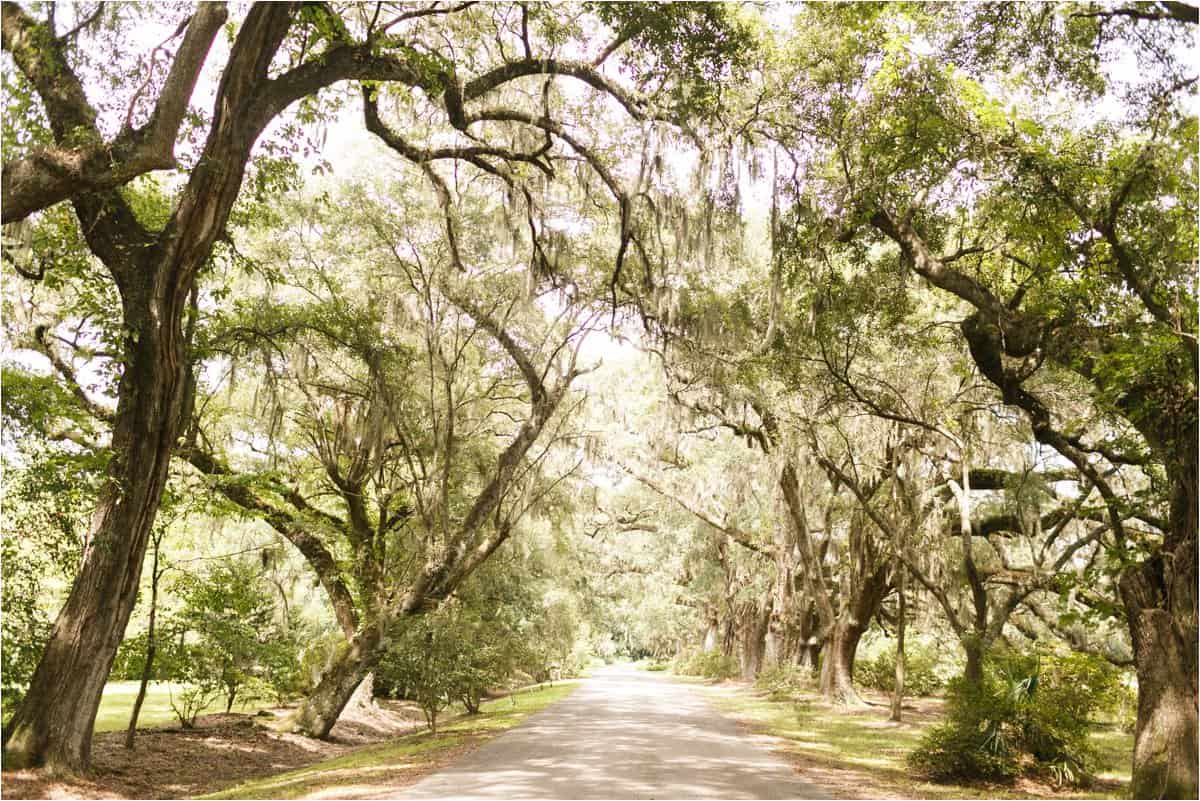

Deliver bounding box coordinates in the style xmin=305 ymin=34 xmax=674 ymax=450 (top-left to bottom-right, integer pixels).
xmin=1 ymin=701 xmax=425 ymax=800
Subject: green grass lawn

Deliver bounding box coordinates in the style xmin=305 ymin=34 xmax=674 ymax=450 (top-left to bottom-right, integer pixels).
xmin=92 ymin=681 xmax=270 ymax=732
xmin=203 ymin=681 xmax=579 ymax=800
xmin=702 ymin=683 xmax=1133 ymax=800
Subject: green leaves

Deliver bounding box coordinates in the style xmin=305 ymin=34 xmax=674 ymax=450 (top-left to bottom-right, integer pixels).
xmin=588 ymin=1 xmax=756 ymax=116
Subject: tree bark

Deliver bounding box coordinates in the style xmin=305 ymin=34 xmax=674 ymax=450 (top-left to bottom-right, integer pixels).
xmin=795 ymin=608 xmax=821 ymax=674
xmin=818 ymin=621 xmax=867 ymax=705
xmin=962 ymin=638 xmax=985 ymax=687
xmin=891 ymin=572 xmax=906 ymax=722
xmin=797 ymin=640 xmax=821 ymax=674
xmin=741 ymin=596 xmax=772 ymax=679
xmin=290 ymin=626 xmax=388 ymax=739
xmin=3 ymin=302 xmax=187 ymax=772
xmin=1121 ymin=454 xmax=1198 ymax=799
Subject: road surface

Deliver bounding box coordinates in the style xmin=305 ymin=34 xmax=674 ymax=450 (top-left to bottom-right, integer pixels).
xmin=401 ymin=665 xmax=830 ymax=799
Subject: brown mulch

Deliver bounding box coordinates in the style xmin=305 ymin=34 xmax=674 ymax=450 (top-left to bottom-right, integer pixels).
xmin=1 ymin=702 xmax=425 ymax=800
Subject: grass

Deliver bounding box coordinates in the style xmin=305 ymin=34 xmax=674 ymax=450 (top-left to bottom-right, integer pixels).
xmin=202 ymin=681 xmax=579 ymax=800
xmin=702 ymin=682 xmax=1134 ymax=800
xmin=92 ymin=681 xmax=270 ymax=732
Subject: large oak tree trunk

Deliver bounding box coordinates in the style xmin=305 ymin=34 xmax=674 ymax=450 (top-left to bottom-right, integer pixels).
xmin=962 ymin=638 xmax=985 ymax=687
xmin=4 ymin=298 xmax=187 ymax=772
xmin=818 ymin=621 xmax=867 ymax=705
xmin=2 ymin=6 xmax=296 ymax=771
xmin=1122 ymin=455 xmax=1198 ymax=799
xmin=741 ymin=596 xmax=773 ymax=679
xmin=291 ymin=626 xmax=388 ymax=738
xmin=797 ymin=640 xmax=821 ymax=673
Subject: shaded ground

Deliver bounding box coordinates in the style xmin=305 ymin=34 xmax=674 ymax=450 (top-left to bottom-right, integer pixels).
xmin=1 ymin=700 xmax=424 ymax=800
xmin=401 ymin=665 xmax=830 ymax=799
xmin=702 ymin=680 xmax=1132 ymax=801
xmin=204 ymin=684 xmax=579 ymax=800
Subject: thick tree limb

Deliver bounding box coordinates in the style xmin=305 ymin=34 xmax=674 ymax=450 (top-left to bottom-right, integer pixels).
xmin=183 ymin=447 xmax=360 ymax=638
xmin=1 ymin=2 xmax=228 ymax=223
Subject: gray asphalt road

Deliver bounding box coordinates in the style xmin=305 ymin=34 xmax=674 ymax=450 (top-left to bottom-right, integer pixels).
xmin=399 ymin=665 xmax=830 ymax=800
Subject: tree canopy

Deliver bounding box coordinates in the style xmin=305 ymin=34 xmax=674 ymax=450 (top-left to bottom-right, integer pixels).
xmin=2 ymin=2 xmax=1196 ymax=798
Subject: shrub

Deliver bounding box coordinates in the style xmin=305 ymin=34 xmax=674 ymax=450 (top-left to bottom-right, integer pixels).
xmin=676 ymin=650 xmax=738 ymax=679
xmin=908 ymin=679 xmax=1023 ymax=783
xmin=378 ymin=623 xmax=460 ymax=732
xmin=163 ymin=557 xmax=300 ymax=721
xmin=377 ymin=601 xmax=531 ymax=728
xmin=754 ymin=664 xmax=811 ymax=700
xmin=168 ymin=681 xmax=223 ymax=729
xmin=855 ymin=644 xmax=944 ymax=697
xmin=908 ymin=648 xmax=1120 ymax=787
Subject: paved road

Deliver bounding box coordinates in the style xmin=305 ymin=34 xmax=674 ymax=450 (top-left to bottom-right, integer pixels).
xmin=400 ymin=665 xmax=829 ymax=799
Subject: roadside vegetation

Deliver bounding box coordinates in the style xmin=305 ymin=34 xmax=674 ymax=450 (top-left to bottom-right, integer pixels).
xmin=705 ymin=679 xmax=1132 ymax=801
xmin=2 ymin=2 xmax=1195 ymax=799
xmin=204 ymin=683 xmax=578 ymax=800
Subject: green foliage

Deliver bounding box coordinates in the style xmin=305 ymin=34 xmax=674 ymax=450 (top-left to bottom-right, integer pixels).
xmin=296 ymin=632 xmax=346 ymax=696
xmin=0 ymin=531 xmax=51 ymax=720
xmin=855 ymin=644 xmax=945 ymax=697
xmin=588 ymin=1 xmax=756 ymax=115
xmin=908 ymin=649 xmax=1121 ymax=786
xmin=676 ymin=650 xmax=739 ymax=680
xmin=0 ymin=445 xmax=94 ymax=720
xmin=376 ymin=611 xmax=499 ymax=732
xmin=164 ymin=558 xmax=299 ymax=724
xmin=373 ymin=559 xmax=580 ymax=730
xmin=754 ymin=664 xmax=813 ymax=701
xmin=521 ymin=590 xmax=589 ymax=683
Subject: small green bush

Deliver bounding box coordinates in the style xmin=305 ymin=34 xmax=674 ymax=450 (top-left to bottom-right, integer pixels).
xmin=754 ymin=664 xmax=812 ymax=700
xmin=908 ymin=648 xmax=1120 ymax=787
xmin=855 ymin=644 xmax=944 ymax=697
xmin=908 ymin=679 xmax=1023 ymax=783
xmin=645 ymin=661 xmax=669 ymax=672
xmin=676 ymin=650 xmax=738 ymax=679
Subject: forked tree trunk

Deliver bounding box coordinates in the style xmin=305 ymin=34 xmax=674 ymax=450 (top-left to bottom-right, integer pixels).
xmin=818 ymin=621 xmax=867 ymax=705
xmin=795 ymin=609 xmax=821 ymax=675
xmin=797 ymin=641 xmax=821 ymax=674
xmin=2 ymin=6 xmax=304 ymax=771
xmin=3 ymin=304 xmax=187 ymax=772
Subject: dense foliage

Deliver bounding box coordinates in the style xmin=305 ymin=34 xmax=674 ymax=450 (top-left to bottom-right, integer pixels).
xmin=909 ymin=650 xmax=1124 ymax=786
